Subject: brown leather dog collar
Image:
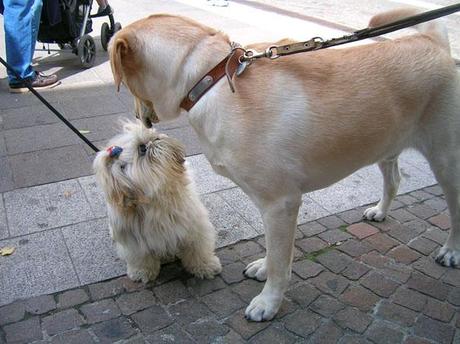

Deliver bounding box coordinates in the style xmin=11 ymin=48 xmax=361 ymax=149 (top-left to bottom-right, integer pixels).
xmin=180 ymin=47 xmax=245 ymax=112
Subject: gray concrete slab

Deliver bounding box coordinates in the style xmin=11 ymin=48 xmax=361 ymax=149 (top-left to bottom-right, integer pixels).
xmin=61 ymin=218 xmax=125 ymax=285
xmin=4 ymin=123 xmax=81 ymax=155
xmin=0 ymin=133 xmax=7 ymax=156
xmin=78 ymin=175 xmax=107 ymax=219
xmin=0 ymin=157 xmax=15 ymax=193
xmin=186 ymin=154 xmax=236 ymax=195
xmin=9 ymin=145 xmax=93 ymax=189
xmin=202 ymin=193 xmax=259 ymax=248
xmin=309 ymin=173 xmax=381 ymax=213
xmin=0 ymin=229 xmax=79 ymax=306
xmin=164 ymin=126 xmax=203 ymax=157
xmin=4 ymin=179 xmax=95 ymax=237
xmin=70 ymin=112 xmax=129 ymax=143
xmin=0 ymin=195 xmax=8 ymax=240
xmin=0 ymin=103 xmax=65 ymax=130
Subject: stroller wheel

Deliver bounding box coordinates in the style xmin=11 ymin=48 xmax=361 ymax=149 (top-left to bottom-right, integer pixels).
xmin=77 ymin=35 xmax=96 ymax=68
xmin=101 ymin=22 xmax=110 ymax=51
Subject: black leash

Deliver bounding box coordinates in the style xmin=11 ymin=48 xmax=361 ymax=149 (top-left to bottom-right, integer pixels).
xmin=0 ymin=57 xmax=100 ymax=153
xmin=243 ymin=2 xmax=460 ymax=61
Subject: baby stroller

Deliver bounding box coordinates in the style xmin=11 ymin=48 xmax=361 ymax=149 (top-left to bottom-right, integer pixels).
xmin=37 ymin=0 xmax=122 ymax=68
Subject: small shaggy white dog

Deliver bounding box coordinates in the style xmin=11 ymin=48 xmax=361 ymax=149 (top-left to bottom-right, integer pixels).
xmin=93 ymin=121 xmax=222 ymax=283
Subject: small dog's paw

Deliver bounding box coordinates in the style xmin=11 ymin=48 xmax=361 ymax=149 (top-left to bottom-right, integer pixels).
xmin=127 ymin=267 xmax=159 ymax=284
xmin=363 ymin=205 xmax=386 ymax=222
xmin=244 ymin=293 xmax=280 ymax=322
xmin=188 ymin=255 xmax=222 ymax=279
xmin=243 ymin=258 xmax=267 ymax=281
xmin=435 ymin=246 xmax=460 ymax=267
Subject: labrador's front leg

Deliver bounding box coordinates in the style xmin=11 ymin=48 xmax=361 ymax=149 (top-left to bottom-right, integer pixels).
xmin=245 ymin=195 xmax=301 ymax=321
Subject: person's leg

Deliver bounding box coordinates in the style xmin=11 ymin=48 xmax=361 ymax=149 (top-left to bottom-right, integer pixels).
xmin=3 ymin=0 xmax=42 ymax=84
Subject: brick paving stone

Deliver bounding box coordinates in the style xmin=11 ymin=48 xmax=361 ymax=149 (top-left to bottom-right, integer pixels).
xmin=361 ymin=272 xmax=399 ymax=297
xmin=391 ymin=287 xmax=427 ymax=311
xmin=369 ymin=217 xmax=401 ymax=232
xmin=120 ymin=335 xmax=148 ymax=344
xmin=221 ymin=262 xmax=247 ymax=284
xmin=309 ymin=294 xmax=345 ymax=317
xmin=115 ymin=290 xmax=156 ymax=315
xmin=407 ymin=272 xmax=449 ymax=300
xmin=407 ymin=203 xmax=439 ymax=219
xmin=340 ymin=286 xmax=380 ymax=312
xmin=410 ymin=190 xmax=433 ymax=201
xmin=185 ymin=319 xmax=230 ymax=343
xmin=403 ymin=336 xmax=433 ymax=344
xmin=381 ymin=263 xmax=412 ymax=284
xmin=275 ymin=298 xmax=298 ymax=319
xmin=310 ymin=271 xmax=349 ymax=297
xmin=336 ymin=239 xmax=373 ymax=257
xmin=283 ymin=309 xmax=322 ymax=338
xmin=119 ymin=277 xmax=145 ymax=293
xmin=4 ymin=317 xmax=42 ymax=343
xmin=428 ymin=213 xmax=450 ymax=230
xmin=390 ymin=208 xmax=419 ymax=223
xmin=225 ymin=309 xmax=270 ymax=340
xmin=298 ymin=221 xmax=327 ymax=237
xmin=387 ymin=245 xmax=421 ymax=264
xmin=388 ymin=224 xmax=420 ymax=244
xmin=91 ymin=317 xmax=137 ymax=343
xmin=404 ymin=218 xmax=431 ymax=234
xmin=145 ymin=323 xmax=194 ymax=344
xmin=49 ymin=328 xmax=96 ymax=344
xmin=309 ymin=320 xmax=343 ymax=344
xmin=42 ymin=309 xmax=85 ymax=336
xmin=376 ymin=301 xmax=418 ymax=326
xmin=422 ymin=297 xmax=455 ymax=322
xmin=423 ymin=197 xmax=447 ymax=212
xmin=131 ymin=305 xmax=173 ymax=334
xmin=396 ymin=194 xmax=419 ymax=205
xmin=338 ymin=208 xmax=366 ymax=224
xmin=80 ymin=299 xmax=121 ymax=324
xmin=442 ymin=268 xmax=460 ymax=287
xmin=413 ymin=315 xmax=455 ymax=344
xmin=317 ymin=215 xmax=347 ymax=229
xmin=340 ymin=335 xmax=372 ymax=344
xmin=292 ymin=259 xmax=324 ymax=279
xmin=447 ymin=287 xmax=460 ymax=306
xmin=153 ymin=280 xmax=191 ymax=305
xmin=286 ymin=283 xmax=321 ymax=307
xmin=169 ymin=299 xmax=212 ymax=325
xmin=347 ymin=223 xmax=379 ymax=239
xmin=231 ymin=279 xmax=262 ymax=303
xmin=88 ymin=278 xmax=125 ymax=300
xmin=57 ymin=289 xmax=89 ymax=309
xmin=341 ymin=261 xmax=371 ymax=281
xmin=249 ymin=323 xmax=297 ymax=344
xmin=333 ymin=307 xmax=373 ymax=333
xmin=228 ymin=241 xmax=264 ymax=260
xmin=365 ymin=321 xmax=404 ymax=344
xmin=408 ymin=237 xmax=440 ymax=255
xmin=412 ymin=256 xmax=447 ymax=279
xmin=318 ymin=229 xmax=352 ymax=244
xmin=360 ymin=252 xmax=391 ymax=269
xmin=315 ymin=250 xmax=352 ymax=273
xmin=295 ymin=237 xmax=328 ymax=254
xmin=390 ymin=200 xmax=405 ymax=210
xmin=24 ymin=294 xmax=56 ymax=315
xmin=154 ymin=262 xmax=186 ymax=285
xmin=422 ymin=227 xmax=448 ymax=245
xmin=186 ymin=276 xmax=226 ymax=296
xmin=363 ymin=233 xmax=399 ymax=254
xmin=202 ymin=289 xmax=245 ymax=317
xmin=424 ymin=185 xmax=443 ymax=196
xmin=0 ymin=302 xmax=25 ymax=325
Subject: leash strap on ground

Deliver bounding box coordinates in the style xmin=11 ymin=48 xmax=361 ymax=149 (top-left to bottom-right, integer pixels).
xmin=243 ymin=2 xmax=460 ymax=61
xmin=0 ymin=57 xmax=100 ymax=153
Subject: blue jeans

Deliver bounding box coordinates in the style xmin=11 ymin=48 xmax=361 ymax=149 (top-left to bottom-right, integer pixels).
xmin=3 ymin=0 xmax=43 ymax=84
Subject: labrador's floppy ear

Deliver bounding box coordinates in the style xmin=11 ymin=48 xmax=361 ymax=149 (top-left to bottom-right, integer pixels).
xmin=109 ymin=34 xmax=129 ymax=92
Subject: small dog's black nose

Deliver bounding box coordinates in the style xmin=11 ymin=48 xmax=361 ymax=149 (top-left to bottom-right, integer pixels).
xmin=107 ymin=146 xmax=123 ymax=158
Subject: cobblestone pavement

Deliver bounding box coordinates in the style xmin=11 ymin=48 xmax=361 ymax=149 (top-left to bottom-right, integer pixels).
xmin=2 ymin=184 xmax=459 ymax=344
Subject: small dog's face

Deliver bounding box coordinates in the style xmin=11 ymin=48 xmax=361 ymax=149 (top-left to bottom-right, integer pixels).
xmin=94 ymin=121 xmax=185 ymax=209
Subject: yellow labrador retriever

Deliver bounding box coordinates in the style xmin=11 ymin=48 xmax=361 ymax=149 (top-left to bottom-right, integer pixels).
xmin=109 ymin=9 xmax=460 ymax=321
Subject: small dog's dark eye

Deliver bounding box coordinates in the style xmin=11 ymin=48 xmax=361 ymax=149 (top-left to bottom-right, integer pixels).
xmin=139 ymin=144 xmax=147 ymax=156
